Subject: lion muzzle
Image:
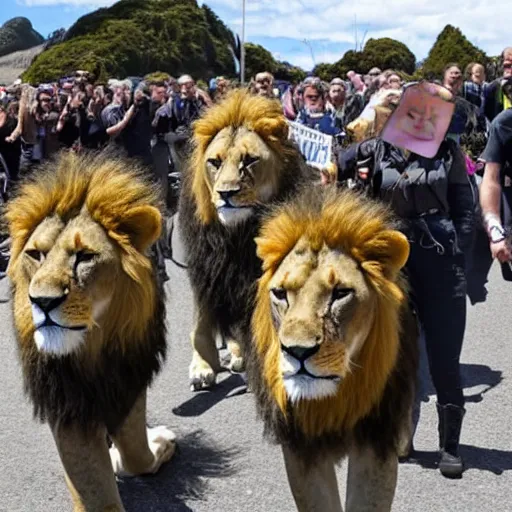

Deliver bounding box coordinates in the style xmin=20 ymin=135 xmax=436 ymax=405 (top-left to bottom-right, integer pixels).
xmin=30 ymin=294 xmax=87 ymax=356
xmin=280 ymin=342 xmax=342 ymax=403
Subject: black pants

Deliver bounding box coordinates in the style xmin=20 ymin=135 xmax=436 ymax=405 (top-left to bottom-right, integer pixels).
xmin=406 ymin=219 xmax=466 ymax=407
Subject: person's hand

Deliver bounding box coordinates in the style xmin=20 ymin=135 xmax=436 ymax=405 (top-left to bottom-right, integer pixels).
xmin=490 ymin=239 xmax=512 ymax=263
xmin=5 ymin=134 xmax=16 ymax=143
xmin=124 ymin=104 xmax=135 ymax=122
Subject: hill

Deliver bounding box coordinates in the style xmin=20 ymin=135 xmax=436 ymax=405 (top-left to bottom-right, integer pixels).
xmin=0 ymin=44 xmax=45 ymax=86
xmin=23 ymin=0 xmax=238 ymax=84
xmin=0 ymin=18 xmax=45 ymax=59
xmin=421 ymin=25 xmax=489 ymax=78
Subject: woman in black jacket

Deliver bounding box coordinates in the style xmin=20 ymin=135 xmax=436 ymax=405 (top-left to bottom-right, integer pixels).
xmin=338 ymin=134 xmax=475 ymax=479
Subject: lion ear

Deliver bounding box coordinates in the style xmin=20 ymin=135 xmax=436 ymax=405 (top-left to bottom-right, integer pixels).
xmin=366 ymin=230 xmax=410 ymax=279
xmin=118 ymin=205 xmax=162 ymax=252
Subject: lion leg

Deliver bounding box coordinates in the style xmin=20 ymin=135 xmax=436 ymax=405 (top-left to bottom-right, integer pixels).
xmin=282 ymin=444 xmax=343 ymax=512
xmin=226 ymin=339 xmax=245 ymax=373
xmin=189 ymin=304 xmax=222 ymax=390
xmin=397 ymin=402 xmax=415 ymax=458
xmin=345 ymin=444 xmax=397 ymax=512
xmin=51 ymin=420 xmax=123 ymax=512
xmin=109 ymin=391 xmax=176 ymax=477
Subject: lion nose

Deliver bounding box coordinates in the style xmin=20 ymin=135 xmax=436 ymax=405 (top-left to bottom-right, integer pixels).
xmin=218 ymin=189 xmax=240 ymax=201
xmin=29 ymin=295 xmax=66 ymax=313
xmin=281 ymin=344 xmax=319 ymax=362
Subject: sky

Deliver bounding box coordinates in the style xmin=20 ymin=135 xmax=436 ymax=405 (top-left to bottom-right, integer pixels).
xmin=2 ymin=0 xmax=510 ymax=71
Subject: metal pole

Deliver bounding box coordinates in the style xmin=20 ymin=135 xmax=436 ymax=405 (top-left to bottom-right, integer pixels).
xmin=240 ymin=0 xmax=246 ymax=85
xmin=303 ymin=39 xmax=315 ymax=68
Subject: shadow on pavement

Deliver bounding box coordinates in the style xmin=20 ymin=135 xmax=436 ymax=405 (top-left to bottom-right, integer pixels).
xmin=401 ymin=444 xmax=512 ymax=475
xmin=172 ymin=373 xmax=248 ymax=417
xmin=419 ymin=362 xmax=503 ymax=404
xmin=119 ymin=430 xmax=241 ymax=511
xmin=461 ymin=363 xmax=504 ymax=403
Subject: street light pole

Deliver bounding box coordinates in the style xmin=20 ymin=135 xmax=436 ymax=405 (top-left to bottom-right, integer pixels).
xmin=302 ymin=38 xmax=316 ymax=69
xmin=240 ymin=0 xmax=246 ymax=85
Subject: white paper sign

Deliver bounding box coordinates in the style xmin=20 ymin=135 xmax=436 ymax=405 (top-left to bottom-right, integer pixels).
xmin=288 ymin=121 xmax=333 ymax=170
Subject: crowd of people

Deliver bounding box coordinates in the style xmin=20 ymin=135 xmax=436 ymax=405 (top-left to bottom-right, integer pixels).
xmin=1 ymin=45 xmax=512 ymax=479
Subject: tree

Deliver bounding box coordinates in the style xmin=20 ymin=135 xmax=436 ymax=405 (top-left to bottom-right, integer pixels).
xmin=361 ymin=38 xmax=416 ymax=74
xmin=312 ymin=63 xmax=335 ymax=81
xmin=243 ymin=43 xmax=278 ymax=80
xmin=311 ymin=37 xmax=416 ymax=81
xmin=275 ymin=61 xmax=307 ymax=83
xmin=422 ymin=25 xmax=488 ymax=78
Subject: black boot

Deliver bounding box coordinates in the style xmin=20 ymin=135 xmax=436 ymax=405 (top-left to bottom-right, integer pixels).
xmin=436 ymin=403 xmax=465 ymax=478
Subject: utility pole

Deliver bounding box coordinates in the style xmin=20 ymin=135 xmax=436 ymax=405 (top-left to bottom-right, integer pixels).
xmin=354 ymin=14 xmax=358 ymax=51
xmin=240 ymin=0 xmax=246 ymax=84
xmin=302 ymin=38 xmax=316 ymax=68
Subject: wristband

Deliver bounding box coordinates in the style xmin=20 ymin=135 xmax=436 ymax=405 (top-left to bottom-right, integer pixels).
xmin=483 ymin=213 xmax=506 ymax=243
xmin=489 ymin=225 xmax=506 ymax=244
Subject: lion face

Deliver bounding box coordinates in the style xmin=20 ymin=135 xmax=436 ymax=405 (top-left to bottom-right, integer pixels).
xmin=204 ymin=126 xmax=279 ymax=226
xmin=19 ymin=211 xmax=119 ymax=356
xmin=7 ymin=152 xmax=162 ymax=360
xmin=253 ymin=187 xmax=411 ymax=434
xmin=268 ymin=236 xmax=375 ymax=402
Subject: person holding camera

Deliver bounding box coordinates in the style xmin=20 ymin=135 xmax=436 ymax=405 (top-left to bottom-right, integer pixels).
xmin=57 ymin=90 xmax=89 ymax=151
xmin=102 ymin=80 xmax=153 ymax=166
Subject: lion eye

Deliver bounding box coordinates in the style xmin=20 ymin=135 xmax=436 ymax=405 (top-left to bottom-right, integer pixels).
xmin=25 ymin=249 xmax=45 ymax=262
xmin=207 ymin=158 xmax=222 ymax=169
xmin=75 ymin=251 xmax=97 ymax=265
xmin=243 ymin=154 xmax=259 ymax=168
xmin=271 ymin=287 xmax=287 ymax=302
xmin=331 ymin=287 xmax=354 ymax=302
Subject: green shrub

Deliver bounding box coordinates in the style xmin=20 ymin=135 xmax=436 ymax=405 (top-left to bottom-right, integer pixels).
xmin=23 ymin=0 xmax=237 ymax=84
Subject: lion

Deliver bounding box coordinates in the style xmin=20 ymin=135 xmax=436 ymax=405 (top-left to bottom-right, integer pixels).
xmin=6 ymin=151 xmax=176 ymax=512
xmin=248 ymin=186 xmax=419 ymax=511
xmin=179 ymin=88 xmax=314 ymax=390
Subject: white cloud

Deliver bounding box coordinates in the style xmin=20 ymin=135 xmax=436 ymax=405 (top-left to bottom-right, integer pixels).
xmin=215 ymin=0 xmax=512 ymax=60
xmin=18 ymin=0 xmax=512 ymax=68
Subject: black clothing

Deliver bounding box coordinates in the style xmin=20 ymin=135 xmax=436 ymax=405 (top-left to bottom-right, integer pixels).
xmin=338 ymin=137 xmax=474 ymax=408
xmin=0 ymin=118 xmax=21 ymax=182
xmin=483 ymin=80 xmax=505 ymax=123
xmin=123 ymin=98 xmax=152 ymax=165
xmin=482 ymin=108 xmax=512 ymax=167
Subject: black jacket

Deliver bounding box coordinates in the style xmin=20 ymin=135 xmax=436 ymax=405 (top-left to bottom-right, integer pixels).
xmin=338 ymin=138 xmax=475 ymax=255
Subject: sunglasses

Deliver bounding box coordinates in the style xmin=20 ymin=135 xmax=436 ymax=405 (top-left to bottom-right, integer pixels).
xmin=305 ymin=95 xmax=320 ymax=100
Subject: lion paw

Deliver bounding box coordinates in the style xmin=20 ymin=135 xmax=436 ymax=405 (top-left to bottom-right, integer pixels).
xmin=227 ymin=354 xmax=245 ymax=373
xmin=110 ymin=426 xmax=176 ymax=477
xmin=189 ymin=360 xmax=217 ymax=391
xmin=146 ymin=426 xmax=176 ymax=474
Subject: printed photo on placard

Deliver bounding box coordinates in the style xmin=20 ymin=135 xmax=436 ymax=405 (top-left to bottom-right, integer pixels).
xmin=380 ymin=81 xmax=455 ymax=158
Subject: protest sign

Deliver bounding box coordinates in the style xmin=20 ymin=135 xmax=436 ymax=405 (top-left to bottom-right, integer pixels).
xmin=288 ymin=121 xmax=333 ymax=169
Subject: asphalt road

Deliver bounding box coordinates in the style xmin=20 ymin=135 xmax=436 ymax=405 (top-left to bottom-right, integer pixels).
xmin=0 ymin=231 xmax=511 ymax=512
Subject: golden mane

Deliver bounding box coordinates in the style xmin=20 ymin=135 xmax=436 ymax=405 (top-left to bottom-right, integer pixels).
xmin=189 ymin=88 xmax=299 ymax=224
xmin=252 ymin=187 xmax=410 ymax=438
xmin=6 ymin=150 xmax=163 ymax=349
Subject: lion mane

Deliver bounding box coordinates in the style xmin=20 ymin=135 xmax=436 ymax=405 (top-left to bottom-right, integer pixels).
xmin=248 ymin=186 xmax=419 ymax=464
xmin=6 ymin=150 xmax=166 ymax=432
xmin=179 ymin=89 xmax=313 ymax=343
